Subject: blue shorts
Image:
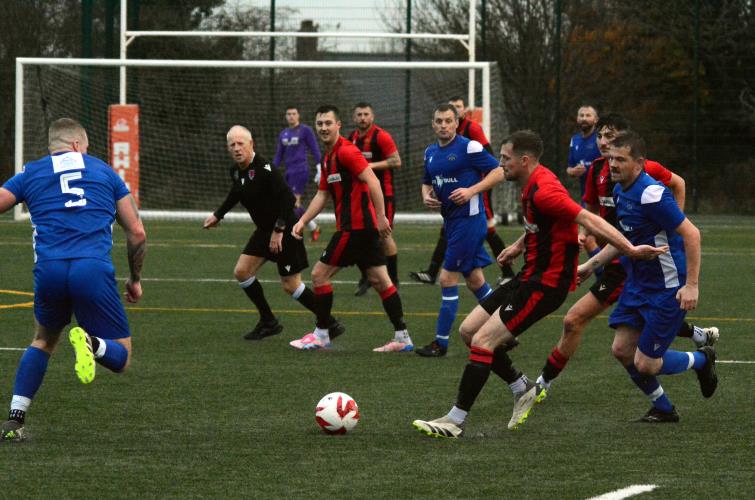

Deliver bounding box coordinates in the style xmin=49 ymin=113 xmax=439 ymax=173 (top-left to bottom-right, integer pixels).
xmin=609 ymin=286 xmax=685 ymax=358
xmin=286 ymin=168 xmax=309 ymax=196
xmin=443 ymin=215 xmax=493 ymax=275
xmin=34 ymin=258 xmax=130 ymax=339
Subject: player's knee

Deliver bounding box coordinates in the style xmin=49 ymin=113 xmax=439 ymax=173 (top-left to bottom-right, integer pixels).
xmin=634 ymin=357 xmax=658 ymax=376
xmin=233 ymin=266 xmax=251 ymax=282
xmin=458 ymin=323 xmax=474 ymax=346
xmin=280 ymin=278 xmax=299 ymax=295
xmin=611 ymin=339 xmax=633 ymax=364
xmin=310 ymin=268 xmax=327 ymax=288
xmin=563 ymin=311 xmax=586 ymax=338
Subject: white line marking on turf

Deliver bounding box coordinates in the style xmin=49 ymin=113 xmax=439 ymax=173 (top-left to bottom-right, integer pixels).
xmin=587 ymin=484 xmax=658 ymax=500
xmin=0 ymin=348 xmax=26 ymax=351
xmin=118 ymin=276 xmax=427 ymax=286
xmin=719 ymin=360 xmax=755 ymax=364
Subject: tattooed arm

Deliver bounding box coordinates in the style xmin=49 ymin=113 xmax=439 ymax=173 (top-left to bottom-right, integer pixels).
xmin=116 ymin=194 xmax=147 ymax=303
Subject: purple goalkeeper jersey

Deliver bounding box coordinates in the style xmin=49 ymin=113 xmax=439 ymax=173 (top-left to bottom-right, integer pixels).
xmin=273 ymin=124 xmax=321 ymax=173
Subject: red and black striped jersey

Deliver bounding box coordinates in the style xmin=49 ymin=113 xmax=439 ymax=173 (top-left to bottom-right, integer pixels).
xmin=457 ymin=117 xmax=490 ymax=148
xmin=318 ymin=136 xmax=377 ymax=231
xmin=347 ymin=125 xmax=398 ymax=197
xmin=584 ymin=157 xmax=673 ymax=226
xmin=520 ymin=165 xmax=583 ymax=291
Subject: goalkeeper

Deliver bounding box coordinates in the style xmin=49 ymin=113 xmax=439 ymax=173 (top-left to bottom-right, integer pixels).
xmin=273 ymin=106 xmax=322 ymax=241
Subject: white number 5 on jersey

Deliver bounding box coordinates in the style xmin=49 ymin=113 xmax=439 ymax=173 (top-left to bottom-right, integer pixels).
xmin=60 ymin=172 xmax=87 ymax=208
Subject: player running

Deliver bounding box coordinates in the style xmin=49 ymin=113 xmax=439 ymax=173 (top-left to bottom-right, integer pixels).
xmin=529 ymin=115 xmax=718 ymax=401
xmin=289 ymin=105 xmax=412 ymax=352
xmin=412 ymin=130 xmax=666 ymax=438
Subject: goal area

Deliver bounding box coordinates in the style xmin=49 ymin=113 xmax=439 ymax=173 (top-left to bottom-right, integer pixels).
xmin=16 ymin=58 xmax=514 ymax=222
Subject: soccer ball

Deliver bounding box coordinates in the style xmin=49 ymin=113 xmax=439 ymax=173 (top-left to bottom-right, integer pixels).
xmin=315 ymin=392 xmax=360 ymax=434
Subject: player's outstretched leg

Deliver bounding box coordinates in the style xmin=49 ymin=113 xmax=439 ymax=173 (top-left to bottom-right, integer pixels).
xmin=69 ymin=327 xmax=95 ymax=384
xmin=694 ymin=346 xmax=718 ymax=398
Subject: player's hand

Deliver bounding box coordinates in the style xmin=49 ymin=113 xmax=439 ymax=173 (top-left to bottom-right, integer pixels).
xmin=567 ymin=164 xmax=586 ymax=177
xmin=291 ymin=220 xmax=305 ymax=240
xmin=124 ymin=279 xmax=142 ymax=303
xmin=497 ymin=244 xmax=522 ymax=267
xmin=676 ymin=283 xmax=698 ymax=310
xmin=576 ymin=263 xmax=593 ymax=285
xmin=449 ymin=187 xmax=474 ymax=205
xmin=269 ymin=231 xmax=283 ymax=254
xmin=203 ymin=214 xmax=219 ymax=229
xmin=630 ymin=244 xmax=669 ymax=260
xmin=423 ymin=191 xmax=442 ymax=210
xmin=377 ymin=215 xmax=392 ymax=239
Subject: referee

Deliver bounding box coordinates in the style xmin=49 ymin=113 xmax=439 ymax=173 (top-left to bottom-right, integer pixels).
xmin=203 ymin=125 xmax=343 ymax=340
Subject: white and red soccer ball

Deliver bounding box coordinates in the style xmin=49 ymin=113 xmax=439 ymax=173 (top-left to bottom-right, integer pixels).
xmin=315 ymin=392 xmax=360 ymax=434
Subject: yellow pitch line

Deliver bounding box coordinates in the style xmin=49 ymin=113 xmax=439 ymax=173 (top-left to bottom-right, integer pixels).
xmin=0 ymin=289 xmax=34 ymax=296
xmin=0 ymin=302 xmax=34 ymax=309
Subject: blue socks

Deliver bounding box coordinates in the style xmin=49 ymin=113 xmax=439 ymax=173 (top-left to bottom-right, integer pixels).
xmin=624 ymin=363 xmax=673 ymax=412
xmin=95 ymin=338 xmax=129 ymax=372
xmin=660 ymin=350 xmax=705 ymax=375
xmin=13 ymin=346 xmax=50 ymax=400
xmin=435 ymin=286 xmax=459 ymax=349
xmin=474 ymin=282 xmax=492 ymax=303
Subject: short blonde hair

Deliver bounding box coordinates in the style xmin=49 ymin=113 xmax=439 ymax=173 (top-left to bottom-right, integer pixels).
xmin=48 ymin=118 xmax=87 ymax=152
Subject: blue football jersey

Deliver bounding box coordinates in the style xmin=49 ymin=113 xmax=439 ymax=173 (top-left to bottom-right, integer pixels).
xmin=613 ymin=172 xmax=686 ymax=290
xmin=422 ymin=135 xmax=500 ymax=219
xmin=3 ymin=151 xmax=130 ymax=262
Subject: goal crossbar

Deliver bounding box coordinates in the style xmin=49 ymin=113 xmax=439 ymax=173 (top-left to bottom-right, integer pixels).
xmin=14 ymin=57 xmax=491 ymax=223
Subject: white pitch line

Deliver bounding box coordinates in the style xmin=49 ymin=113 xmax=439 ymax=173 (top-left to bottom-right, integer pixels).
xmin=718 ymin=360 xmax=755 ymax=364
xmin=587 ymin=484 xmax=658 ymax=500
xmin=0 ymin=348 xmax=26 ymax=351
xmin=118 ymin=276 xmax=427 ymax=286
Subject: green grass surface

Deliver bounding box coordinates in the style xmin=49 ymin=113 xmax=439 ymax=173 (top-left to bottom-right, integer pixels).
xmin=1 ymin=216 xmax=753 ymax=498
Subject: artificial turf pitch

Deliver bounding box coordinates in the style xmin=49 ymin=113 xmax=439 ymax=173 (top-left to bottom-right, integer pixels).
xmin=1 ymin=215 xmax=753 ymax=498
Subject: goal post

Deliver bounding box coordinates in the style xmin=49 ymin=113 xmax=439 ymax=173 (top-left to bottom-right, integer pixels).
xmin=16 ymin=57 xmax=502 ymax=222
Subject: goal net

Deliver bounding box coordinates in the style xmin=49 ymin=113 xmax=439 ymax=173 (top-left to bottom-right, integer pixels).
xmin=17 ymin=59 xmax=516 ymax=222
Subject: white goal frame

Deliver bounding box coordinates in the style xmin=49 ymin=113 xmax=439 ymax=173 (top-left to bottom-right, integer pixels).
xmin=15 ymin=57 xmax=491 ymax=222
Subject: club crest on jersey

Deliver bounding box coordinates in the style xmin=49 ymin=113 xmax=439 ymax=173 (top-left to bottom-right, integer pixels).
xmin=327 ymin=173 xmax=342 ymax=184
xmin=447 ymin=154 xmax=457 ymax=162
xmin=248 ymin=170 xmax=256 ymax=180
xmin=362 ymin=151 xmax=373 ymax=159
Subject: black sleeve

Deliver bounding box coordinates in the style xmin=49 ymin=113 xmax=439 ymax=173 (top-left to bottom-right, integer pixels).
xmin=483 ymin=143 xmax=494 ymax=155
xmin=214 ymin=180 xmax=241 ymax=219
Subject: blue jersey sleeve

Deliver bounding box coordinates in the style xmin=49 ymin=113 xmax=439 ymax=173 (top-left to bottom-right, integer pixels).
xmin=467 ymin=140 xmax=500 ymax=173
xmin=640 ymin=184 xmax=685 ymax=233
xmin=2 ymin=171 xmax=25 ymax=203
xmin=108 ymin=168 xmax=130 ymax=201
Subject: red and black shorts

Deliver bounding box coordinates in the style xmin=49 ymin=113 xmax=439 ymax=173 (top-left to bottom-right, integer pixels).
xmin=243 ymin=228 xmax=309 ymax=277
xmin=479 ymin=279 xmax=569 ymax=337
xmin=589 ymin=261 xmax=626 ymax=305
xmin=385 ymin=196 xmax=395 ymax=227
xmin=319 ymin=229 xmax=386 ymax=268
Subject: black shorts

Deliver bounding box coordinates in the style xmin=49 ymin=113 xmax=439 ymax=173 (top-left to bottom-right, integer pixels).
xmin=243 ymin=228 xmax=309 ymax=277
xmin=320 ymin=229 xmax=386 ymax=268
xmin=589 ymin=261 xmax=626 ymax=305
xmin=479 ymin=279 xmax=569 ymax=337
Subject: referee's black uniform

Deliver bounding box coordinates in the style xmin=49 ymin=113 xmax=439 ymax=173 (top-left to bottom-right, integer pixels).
xmin=214 ymin=153 xmax=308 ymax=276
